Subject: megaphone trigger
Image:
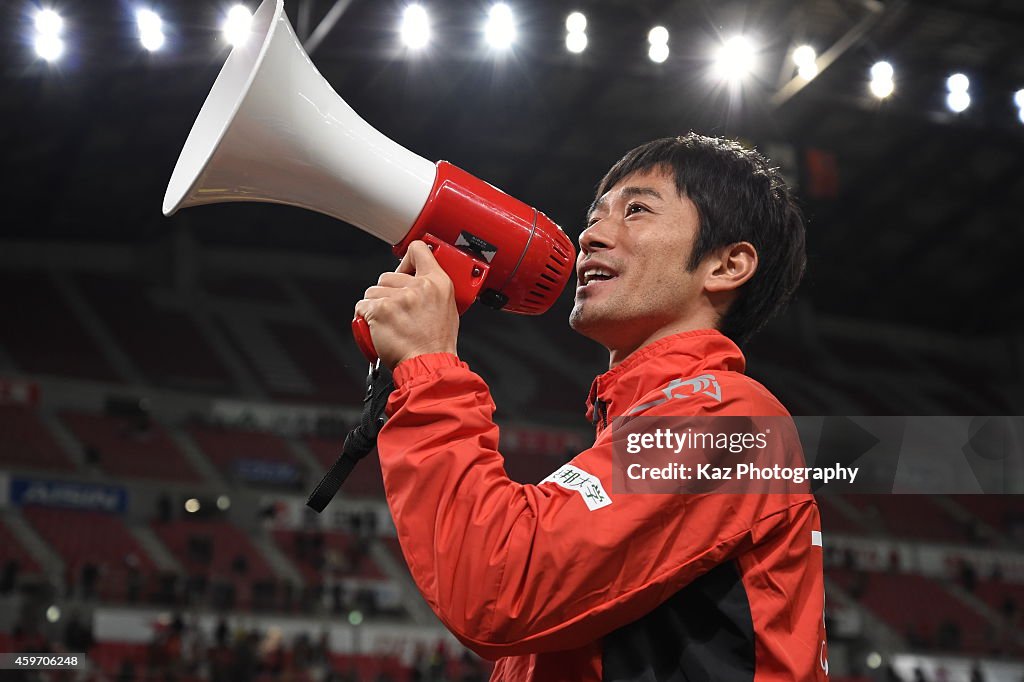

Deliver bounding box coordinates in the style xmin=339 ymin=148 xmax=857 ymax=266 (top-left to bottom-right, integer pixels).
xmin=416 ymin=234 xmax=490 ymax=315
xmin=352 ymin=234 xmax=490 ymax=364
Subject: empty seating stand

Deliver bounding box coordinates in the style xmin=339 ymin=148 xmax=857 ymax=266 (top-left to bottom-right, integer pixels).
xmin=0 ymin=405 xmax=75 ymax=472
xmin=61 ymin=411 xmax=202 ymax=483
xmin=188 ymin=425 xmax=304 ymax=488
xmin=76 ymin=273 xmax=233 ymax=392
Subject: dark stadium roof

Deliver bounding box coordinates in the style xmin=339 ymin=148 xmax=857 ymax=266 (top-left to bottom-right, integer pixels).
xmin=2 ymin=0 xmax=1024 ymax=337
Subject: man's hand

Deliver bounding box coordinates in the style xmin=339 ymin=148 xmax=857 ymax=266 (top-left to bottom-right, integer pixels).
xmin=355 ymin=240 xmax=459 ymax=369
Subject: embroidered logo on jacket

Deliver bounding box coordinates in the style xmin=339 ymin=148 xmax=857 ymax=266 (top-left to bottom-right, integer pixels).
xmin=627 ymin=374 xmax=723 ymax=415
xmin=541 ymin=464 xmax=612 ymax=511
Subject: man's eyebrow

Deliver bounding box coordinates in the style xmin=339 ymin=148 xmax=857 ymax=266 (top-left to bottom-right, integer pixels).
xmin=587 ymin=186 xmax=664 ymax=219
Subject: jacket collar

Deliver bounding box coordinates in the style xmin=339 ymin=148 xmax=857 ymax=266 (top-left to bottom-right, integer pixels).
xmin=585 ymin=329 xmax=746 ymax=426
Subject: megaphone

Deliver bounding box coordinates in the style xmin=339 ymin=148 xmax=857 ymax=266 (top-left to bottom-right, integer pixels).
xmin=163 ymin=0 xmax=575 ymax=363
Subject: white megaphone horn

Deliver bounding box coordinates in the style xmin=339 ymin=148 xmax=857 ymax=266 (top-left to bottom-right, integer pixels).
xmin=163 ymin=0 xmax=574 ymax=363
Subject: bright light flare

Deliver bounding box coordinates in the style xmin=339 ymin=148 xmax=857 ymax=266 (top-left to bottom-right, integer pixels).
xmin=35 ymin=8 xmax=63 ymax=34
xmin=565 ymin=11 xmax=586 ymax=53
xmin=185 ymin=498 xmax=201 ymax=513
xmin=713 ymin=35 xmax=756 ymax=82
xmin=792 ymin=44 xmax=816 ymax=68
xmin=798 ymin=64 xmax=819 ymax=80
xmin=946 ymin=90 xmax=970 ymax=113
xmin=34 ymin=34 xmax=64 ymax=61
xmin=400 ymin=4 xmax=430 ymax=49
xmin=566 ymin=12 xmax=586 ymax=33
xmin=484 ymin=3 xmax=516 ymax=50
xmin=869 ymin=61 xmax=894 ymax=99
xmin=223 ymin=4 xmax=253 ymax=47
xmin=566 ymin=31 xmax=587 ymax=54
xmin=870 ymin=61 xmax=893 ymax=81
xmin=946 ymin=73 xmax=969 ymax=92
xmin=869 ymin=77 xmax=894 ymax=98
xmin=1015 ymin=89 xmax=1024 ymax=109
xmin=647 ymin=26 xmax=668 ymax=63
xmin=136 ymin=9 xmax=165 ymax=51
xmin=34 ymin=8 xmax=65 ymax=62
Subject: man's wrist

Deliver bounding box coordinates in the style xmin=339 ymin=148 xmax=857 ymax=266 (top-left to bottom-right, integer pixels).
xmin=392 ymin=352 xmax=465 ymax=388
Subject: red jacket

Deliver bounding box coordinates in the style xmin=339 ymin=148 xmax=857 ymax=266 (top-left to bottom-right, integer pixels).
xmin=378 ymin=329 xmax=829 ymax=681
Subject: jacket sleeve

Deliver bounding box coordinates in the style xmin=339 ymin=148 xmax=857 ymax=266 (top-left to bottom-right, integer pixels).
xmin=376 ymin=353 xmax=808 ymax=660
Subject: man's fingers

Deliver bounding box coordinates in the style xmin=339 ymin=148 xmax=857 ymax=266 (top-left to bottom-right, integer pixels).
xmin=396 ymin=240 xmax=443 ymax=276
xmin=377 ymin=272 xmax=416 ymax=288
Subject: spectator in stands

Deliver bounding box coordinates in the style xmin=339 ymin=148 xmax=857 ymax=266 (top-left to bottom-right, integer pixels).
xmin=0 ymin=559 xmax=18 ymax=594
xmin=63 ymin=610 xmax=94 ymax=653
xmin=357 ymin=134 xmax=825 ymax=679
xmin=80 ymin=562 xmax=99 ymax=600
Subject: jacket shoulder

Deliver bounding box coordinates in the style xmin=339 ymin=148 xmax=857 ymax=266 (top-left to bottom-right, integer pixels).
xmin=627 ymin=370 xmax=790 ymax=418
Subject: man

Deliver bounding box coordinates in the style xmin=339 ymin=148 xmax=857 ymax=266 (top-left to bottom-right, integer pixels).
xmin=355 ymin=133 xmax=828 ymax=681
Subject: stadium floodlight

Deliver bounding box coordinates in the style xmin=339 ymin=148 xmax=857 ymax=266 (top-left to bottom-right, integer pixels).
xmin=46 ymin=605 xmax=61 ymax=623
xmin=1015 ymin=88 xmax=1024 ymax=109
xmin=566 ymin=31 xmax=587 ymax=54
xmin=870 ymin=60 xmax=893 ymax=81
xmin=798 ymin=63 xmax=818 ymax=80
xmin=136 ymin=9 xmax=165 ymax=52
xmin=565 ymin=11 xmax=586 ymax=53
xmin=484 ymin=3 xmax=516 ymax=50
xmin=793 ymin=45 xmax=817 ymax=80
xmin=792 ymin=44 xmax=815 ymax=68
xmin=566 ymin=11 xmax=586 ymax=33
xmin=34 ymin=34 xmax=64 ymax=61
xmin=869 ymin=77 xmax=894 ymax=98
xmin=648 ymin=42 xmax=669 ymax=63
xmin=33 ymin=8 xmax=65 ymax=62
xmin=946 ymin=73 xmax=969 ymax=93
xmin=946 ymin=90 xmax=970 ymax=113
xmin=185 ymin=498 xmax=201 ymax=513
xmin=866 ymin=653 xmax=883 ymax=670
xmin=869 ymin=61 xmax=894 ymax=99
xmin=35 ymin=8 xmax=63 ymax=34
xmin=713 ymin=35 xmax=756 ymax=82
xmin=348 ymin=610 xmax=364 ymax=626
xmin=222 ymin=4 xmax=253 ymax=47
xmin=647 ymin=26 xmax=668 ymax=63
xmin=400 ymin=4 xmax=430 ymax=50
xmin=216 ymin=495 xmax=231 ymax=511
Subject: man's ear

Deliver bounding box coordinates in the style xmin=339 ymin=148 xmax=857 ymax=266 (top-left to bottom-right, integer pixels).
xmin=704 ymin=241 xmax=758 ymax=293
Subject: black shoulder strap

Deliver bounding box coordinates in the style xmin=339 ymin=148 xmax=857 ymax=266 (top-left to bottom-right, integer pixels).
xmin=306 ymin=363 xmax=394 ymax=513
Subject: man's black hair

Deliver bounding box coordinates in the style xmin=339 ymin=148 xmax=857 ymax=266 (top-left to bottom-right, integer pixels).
xmin=596 ymin=133 xmax=806 ymax=346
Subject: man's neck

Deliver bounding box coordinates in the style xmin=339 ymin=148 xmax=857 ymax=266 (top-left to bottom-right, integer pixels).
xmin=606 ymin=319 xmax=718 ymax=369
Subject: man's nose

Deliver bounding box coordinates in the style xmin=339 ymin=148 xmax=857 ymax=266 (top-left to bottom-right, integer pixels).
xmin=579 ymin=219 xmax=614 ymax=254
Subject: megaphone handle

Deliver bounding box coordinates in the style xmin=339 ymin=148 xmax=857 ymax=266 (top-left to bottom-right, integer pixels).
xmin=351 ymin=237 xmax=490 ymax=364
xmin=352 ymin=316 xmax=378 ymax=363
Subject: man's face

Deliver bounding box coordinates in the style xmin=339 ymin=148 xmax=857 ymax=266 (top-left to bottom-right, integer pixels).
xmin=569 ymin=167 xmax=707 ymax=354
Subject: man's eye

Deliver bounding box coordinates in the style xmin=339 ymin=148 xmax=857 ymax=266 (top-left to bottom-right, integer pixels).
xmin=586 ymin=216 xmax=601 ymax=227
xmin=626 ymin=202 xmax=649 ymax=216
